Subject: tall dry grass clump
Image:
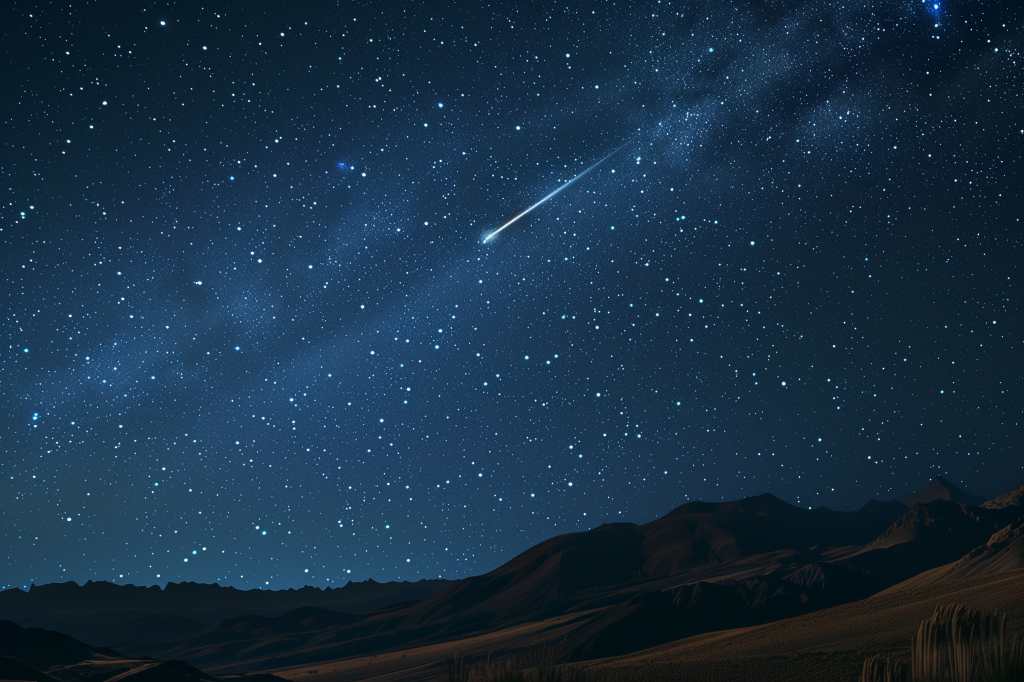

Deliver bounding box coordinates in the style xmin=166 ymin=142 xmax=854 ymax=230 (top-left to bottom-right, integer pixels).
xmin=861 ymin=654 xmax=909 ymax=682
xmin=448 ymin=645 xmax=584 ymax=682
xmin=449 ymin=654 xmax=471 ymax=682
xmin=910 ymin=603 xmax=1024 ymax=682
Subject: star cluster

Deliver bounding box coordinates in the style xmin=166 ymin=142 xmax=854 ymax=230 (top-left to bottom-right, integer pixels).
xmin=1 ymin=0 xmax=1022 ymax=588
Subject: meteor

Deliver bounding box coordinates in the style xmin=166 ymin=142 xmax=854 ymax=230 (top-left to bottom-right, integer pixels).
xmin=482 ymin=142 xmax=628 ymax=243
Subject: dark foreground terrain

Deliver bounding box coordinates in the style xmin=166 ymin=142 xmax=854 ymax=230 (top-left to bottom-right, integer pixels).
xmin=3 ymin=478 xmax=1023 ymax=682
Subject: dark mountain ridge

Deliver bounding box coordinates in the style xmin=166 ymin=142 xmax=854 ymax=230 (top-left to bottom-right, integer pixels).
xmin=901 ymin=475 xmax=983 ymax=506
xmin=6 ymin=478 xmax=1022 ymax=677
xmin=0 ymin=578 xmax=449 ymax=654
xmin=410 ymin=492 xmax=907 ymax=629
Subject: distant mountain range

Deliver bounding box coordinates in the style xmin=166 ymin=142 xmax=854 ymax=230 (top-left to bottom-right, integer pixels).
xmin=2 ymin=478 xmax=1022 ymax=682
xmin=0 ymin=578 xmax=447 ymax=653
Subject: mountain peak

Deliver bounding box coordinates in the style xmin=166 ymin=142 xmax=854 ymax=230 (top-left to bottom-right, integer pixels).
xmin=982 ymin=483 xmax=1024 ymax=510
xmin=902 ymin=476 xmax=981 ymax=507
xmin=665 ymin=492 xmax=796 ymax=518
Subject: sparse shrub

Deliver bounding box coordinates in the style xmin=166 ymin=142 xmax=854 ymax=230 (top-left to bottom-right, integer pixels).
xmin=448 ymin=645 xmax=580 ymax=682
xmin=449 ymin=654 xmax=470 ymax=682
xmin=861 ymin=654 xmax=909 ymax=682
xmin=909 ymin=603 xmax=1024 ymax=682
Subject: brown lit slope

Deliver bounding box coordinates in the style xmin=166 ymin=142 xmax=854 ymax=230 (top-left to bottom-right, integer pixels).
xmin=265 ymin=560 xmax=1024 ymax=682
xmin=983 ymin=483 xmax=1024 ymax=510
xmin=582 ymin=567 xmax=1024 ymax=682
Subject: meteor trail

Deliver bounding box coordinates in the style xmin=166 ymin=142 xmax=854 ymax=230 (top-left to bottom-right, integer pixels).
xmin=482 ymin=142 xmax=628 ymax=243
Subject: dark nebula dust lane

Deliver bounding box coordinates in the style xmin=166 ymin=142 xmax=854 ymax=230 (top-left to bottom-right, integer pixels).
xmin=1 ymin=0 xmax=1022 ymax=589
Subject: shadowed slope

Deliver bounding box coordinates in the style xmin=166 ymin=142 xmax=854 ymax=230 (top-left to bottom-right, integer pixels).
xmin=0 ymin=620 xmax=98 ymax=668
xmin=0 ymin=656 xmax=58 ymax=682
xmin=0 ymin=579 xmax=449 ymax=655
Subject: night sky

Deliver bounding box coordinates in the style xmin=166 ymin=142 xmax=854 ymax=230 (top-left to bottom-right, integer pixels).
xmin=2 ymin=1 xmax=1022 ymax=590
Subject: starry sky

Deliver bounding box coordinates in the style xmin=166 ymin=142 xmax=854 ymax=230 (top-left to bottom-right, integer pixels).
xmin=2 ymin=0 xmax=1022 ymax=589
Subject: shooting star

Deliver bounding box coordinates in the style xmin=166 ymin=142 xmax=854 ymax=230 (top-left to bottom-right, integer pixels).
xmin=482 ymin=142 xmax=628 ymax=244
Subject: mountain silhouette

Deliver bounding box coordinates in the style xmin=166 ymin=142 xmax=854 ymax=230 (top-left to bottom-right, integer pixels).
xmin=901 ymin=476 xmax=982 ymax=506
xmin=4 ymin=479 xmax=1022 ymax=682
